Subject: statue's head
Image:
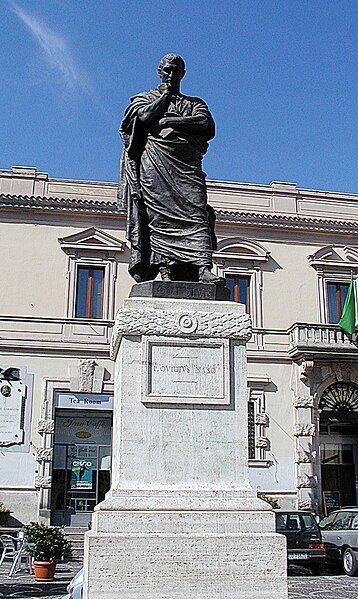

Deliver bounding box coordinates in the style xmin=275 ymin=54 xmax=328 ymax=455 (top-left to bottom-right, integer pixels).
xmin=158 ymin=53 xmax=186 ymax=83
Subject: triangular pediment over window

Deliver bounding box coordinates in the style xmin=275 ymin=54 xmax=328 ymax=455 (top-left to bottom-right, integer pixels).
xmin=308 ymin=246 xmax=358 ymax=270
xmin=58 ymin=227 xmax=126 ymax=255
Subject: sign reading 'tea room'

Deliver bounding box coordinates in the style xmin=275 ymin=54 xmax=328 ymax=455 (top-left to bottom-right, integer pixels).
xmin=55 ymin=392 xmax=114 ymax=411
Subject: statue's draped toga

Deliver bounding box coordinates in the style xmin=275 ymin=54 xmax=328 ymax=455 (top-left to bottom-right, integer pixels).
xmin=118 ymin=54 xmax=219 ymax=284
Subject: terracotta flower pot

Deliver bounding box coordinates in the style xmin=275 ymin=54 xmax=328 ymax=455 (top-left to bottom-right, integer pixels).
xmin=33 ymin=561 xmax=56 ymax=581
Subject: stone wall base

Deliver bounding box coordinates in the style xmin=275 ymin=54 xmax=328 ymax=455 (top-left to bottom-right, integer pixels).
xmin=84 ymin=504 xmax=287 ymax=599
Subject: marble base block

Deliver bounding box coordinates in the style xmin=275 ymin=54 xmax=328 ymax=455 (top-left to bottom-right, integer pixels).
xmin=129 ymin=280 xmax=230 ymax=301
xmin=83 ymin=296 xmax=288 ymax=598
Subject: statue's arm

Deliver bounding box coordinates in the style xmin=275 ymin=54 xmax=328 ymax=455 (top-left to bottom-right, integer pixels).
xmin=159 ymin=114 xmax=209 ymax=132
xmin=137 ymin=89 xmax=171 ymax=125
xmin=159 ymin=99 xmax=213 ymax=133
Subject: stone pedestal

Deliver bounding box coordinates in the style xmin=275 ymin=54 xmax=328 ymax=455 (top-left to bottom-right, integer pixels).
xmin=83 ymin=292 xmax=287 ymax=598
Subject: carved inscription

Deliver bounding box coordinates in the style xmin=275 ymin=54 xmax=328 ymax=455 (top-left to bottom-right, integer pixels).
xmin=155 ymin=284 xmax=214 ymax=300
xmin=142 ymin=338 xmax=229 ymax=405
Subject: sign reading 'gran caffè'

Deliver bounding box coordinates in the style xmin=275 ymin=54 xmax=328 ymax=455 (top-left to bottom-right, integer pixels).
xmin=0 ymin=378 xmax=26 ymax=446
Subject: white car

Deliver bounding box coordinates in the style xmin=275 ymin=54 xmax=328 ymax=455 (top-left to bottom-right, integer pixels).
xmin=320 ymin=508 xmax=358 ymax=575
xmin=62 ymin=567 xmax=83 ymax=599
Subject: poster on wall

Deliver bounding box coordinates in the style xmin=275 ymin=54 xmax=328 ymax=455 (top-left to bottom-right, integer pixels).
xmin=70 ymin=458 xmax=93 ymax=489
xmin=0 ymin=377 xmax=26 ymax=446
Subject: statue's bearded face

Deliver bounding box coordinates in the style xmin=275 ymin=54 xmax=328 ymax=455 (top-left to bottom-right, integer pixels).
xmin=159 ymin=60 xmax=184 ymax=88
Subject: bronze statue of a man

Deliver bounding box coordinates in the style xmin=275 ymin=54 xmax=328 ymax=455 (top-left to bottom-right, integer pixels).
xmin=119 ymin=53 xmax=223 ymax=285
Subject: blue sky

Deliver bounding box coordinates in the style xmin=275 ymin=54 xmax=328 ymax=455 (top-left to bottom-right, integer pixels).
xmin=1 ymin=0 xmax=357 ymax=193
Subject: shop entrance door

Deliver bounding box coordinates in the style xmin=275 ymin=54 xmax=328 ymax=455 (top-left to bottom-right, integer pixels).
xmin=320 ymin=436 xmax=358 ymax=510
xmin=319 ymin=383 xmax=358 ymax=512
xmin=51 ymin=411 xmax=112 ymax=526
xmin=321 ymin=459 xmax=356 ymax=508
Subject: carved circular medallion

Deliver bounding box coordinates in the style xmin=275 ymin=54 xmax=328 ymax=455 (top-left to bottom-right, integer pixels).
xmin=177 ymin=314 xmax=198 ymax=334
xmin=0 ymin=385 xmax=11 ymax=397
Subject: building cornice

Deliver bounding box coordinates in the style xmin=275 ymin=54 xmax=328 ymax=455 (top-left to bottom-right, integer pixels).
xmin=2 ymin=193 xmax=357 ymax=234
xmin=215 ymin=210 xmax=358 ymax=234
xmin=0 ymin=193 xmax=123 ymax=215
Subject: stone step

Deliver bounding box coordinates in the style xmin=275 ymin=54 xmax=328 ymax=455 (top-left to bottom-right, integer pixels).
xmin=64 ymin=527 xmax=87 ymax=561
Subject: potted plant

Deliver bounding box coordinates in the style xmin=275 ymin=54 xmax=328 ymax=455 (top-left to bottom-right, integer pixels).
xmin=23 ymin=522 xmax=71 ymax=581
xmin=0 ymin=501 xmax=11 ymax=525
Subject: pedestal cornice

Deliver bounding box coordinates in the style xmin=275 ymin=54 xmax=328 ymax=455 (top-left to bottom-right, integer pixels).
xmin=110 ymin=297 xmax=252 ymax=359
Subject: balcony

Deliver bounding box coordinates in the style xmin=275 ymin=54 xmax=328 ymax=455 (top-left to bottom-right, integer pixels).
xmin=289 ymin=323 xmax=358 ymax=360
xmin=0 ymin=315 xmax=113 ymax=356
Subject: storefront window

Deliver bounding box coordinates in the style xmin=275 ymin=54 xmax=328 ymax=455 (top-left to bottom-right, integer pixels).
xmin=51 ymin=410 xmax=112 ymax=526
xmin=321 ymin=444 xmax=353 ymax=465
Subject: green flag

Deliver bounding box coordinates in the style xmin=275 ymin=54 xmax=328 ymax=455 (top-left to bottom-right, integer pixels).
xmin=339 ymin=280 xmax=356 ymax=335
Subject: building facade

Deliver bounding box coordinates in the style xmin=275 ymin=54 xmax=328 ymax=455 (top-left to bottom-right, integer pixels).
xmin=1 ymin=165 xmax=357 ymax=525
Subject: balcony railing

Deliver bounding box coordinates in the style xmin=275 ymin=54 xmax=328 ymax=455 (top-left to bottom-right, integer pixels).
xmin=289 ymin=323 xmax=357 ymax=358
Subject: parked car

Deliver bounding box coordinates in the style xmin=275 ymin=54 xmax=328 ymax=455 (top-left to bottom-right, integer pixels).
xmin=275 ymin=510 xmax=326 ymax=575
xmin=319 ymin=508 xmax=358 ymax=576
xmin=62 ymin=567 xmax=83 ymax=599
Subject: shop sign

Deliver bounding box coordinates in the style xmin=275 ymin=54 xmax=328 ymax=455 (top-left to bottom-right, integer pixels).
xmin=71 ymin=458 xmax=93 ymax=489
xmin=0 ymin=379 xmax=26 ymax=446
xmin=54 ymin=415 xmax=112 ymax=445
xmin=55 ymin=392 xmax=113 ymax=411
xmin=323 ymin=491 xmax=341 ymax=515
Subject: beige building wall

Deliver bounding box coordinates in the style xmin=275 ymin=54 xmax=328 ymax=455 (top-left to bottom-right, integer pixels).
xmin=1 ymin=166 xmax=358 ymax=522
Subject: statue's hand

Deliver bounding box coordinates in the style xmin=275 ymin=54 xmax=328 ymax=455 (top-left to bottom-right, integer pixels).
xmin=161 ymin=83 xmax=172 ymax=97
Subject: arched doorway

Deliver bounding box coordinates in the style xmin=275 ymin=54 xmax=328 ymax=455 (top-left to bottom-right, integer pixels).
xmin=319 ymin=382 xmax=358 ymax=509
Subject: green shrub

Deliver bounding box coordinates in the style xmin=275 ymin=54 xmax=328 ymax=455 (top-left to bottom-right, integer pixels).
xmin=0 ymin=501 xmax=10 ymax=514
xmin=23 ymin=522 xmax=71 ymax=562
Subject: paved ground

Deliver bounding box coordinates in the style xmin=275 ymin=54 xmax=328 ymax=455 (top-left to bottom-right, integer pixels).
xmin=0 ymin=559 xmax=78 ymax=598
xmin=288 ymin=565 xmax=358 ymax=599
xmin=1 ymin=561 xmax=358 ymax=598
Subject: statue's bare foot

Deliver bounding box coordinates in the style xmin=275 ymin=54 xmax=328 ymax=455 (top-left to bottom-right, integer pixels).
xmin=199 ymin=267 xmax=226 ymax=285
xmin=159 ymin=265 xmax=174 ymax=281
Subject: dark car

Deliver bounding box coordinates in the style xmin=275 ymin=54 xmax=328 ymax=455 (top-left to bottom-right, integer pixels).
xmin=319 ymin=508 xmax=358 ymax=576
xmin=275 ymin=510 xmax=326 ymax=575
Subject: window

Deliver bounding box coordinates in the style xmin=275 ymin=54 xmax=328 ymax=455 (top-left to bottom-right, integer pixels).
xmin=75 ymin=267 xmax=105 ymax=318
xmin=321 ymin=444 xmax=353 ymax=465
xmin=214 ymin=237 xmax=270 ymax=328
xmin=226 ymin=275 xmax=250 ymax=312
xmin=58 ymin=228 xmax=126 ymax=320
xmin=248 ymin=400 xmax=255 ymax=459
xmin=327 ymin=282 xmax=349 ymax=323
xmin=319 ymin=512 xmax=337 ymax=530
xmin=247 ymin=384 xmax=271 ymax=463
xmin=308 ymin=246 xmax=358 ymax=324
xmin=276 ymin=513 xmax=316 ymax=532
xmin=331 ymin=512 xmax=351 ymax=531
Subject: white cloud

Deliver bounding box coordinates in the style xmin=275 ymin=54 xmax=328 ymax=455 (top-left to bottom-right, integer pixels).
xmin=10 ymin=2 xmax=84 ymax=91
